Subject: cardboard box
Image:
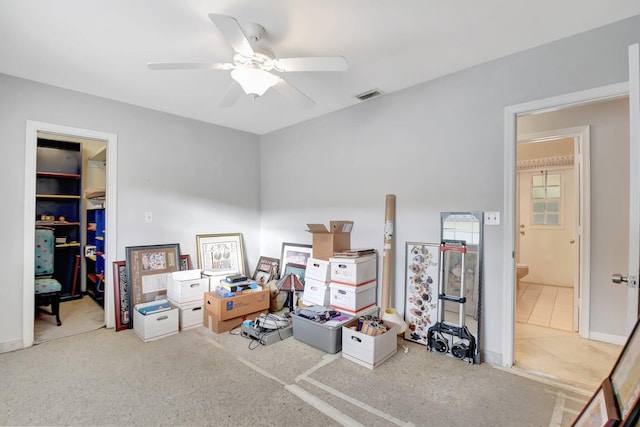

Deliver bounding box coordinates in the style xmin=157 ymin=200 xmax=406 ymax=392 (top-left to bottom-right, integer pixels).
xmin=204 ymin=308 xmax=268 ymax=334
xmin=305 ymin=258 xmax=331 ymax=282
xmin=306 ymin=221 xmax=353 ymax=260
xmin=167 ymin=270 xmax=210 ymax=305
xmin=342 ymin=324 xmax=398 ymax=369
xmin=203 ymin=289 xmax=269 ymax=321
xmin=290 ymin=310 xmax=356 ymax=353
xmin=302 ymin=277 xmax=331 ymax=306
xmin=178 ymin=302 xmax=204 ymax=330
xmin=329 ymin=281 xmax=377 ymax=314
xmin=133 ymin=303 xmax=179 ymax=342
xmin=329 ymin=254 xmax=377 ymax=285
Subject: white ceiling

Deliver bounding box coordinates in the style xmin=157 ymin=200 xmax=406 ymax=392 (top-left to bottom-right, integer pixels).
xmin=2 ymin=1 xmax=640 ymax=135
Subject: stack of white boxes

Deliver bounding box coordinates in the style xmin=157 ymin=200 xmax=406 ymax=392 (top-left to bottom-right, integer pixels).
xmin=167 ymin=270 xmax=210 ymax=330
xmin=302 ymin=258 xmax=331 ymax=306
xmin=329 ymin=253 xmax=377 ymax=316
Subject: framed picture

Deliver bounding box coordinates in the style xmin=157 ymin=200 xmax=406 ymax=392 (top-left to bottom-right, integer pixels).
xmin=125 ymin=243 xmax=181 ymax=314
xmin=574 ymin=378 xmax=620 ymax=427
xmin=404 ymin=242 xmax=439 ymax=345
xmin=196 ymin=233 xmax=246 ymax=279
xmin=112 ymin=260 xmax=129 ymax=331
xmin=280 ymin=242 xmax=312 ymax=279
xmin=252 ymin=256 xmax=280 ymax=286
xmin=282 ymin=262 xmax=307 ymax=285
xmin=180 ymin=254 xmax=193 ymax=271
xmin=610 ymin=316 xmax=640 ymax=422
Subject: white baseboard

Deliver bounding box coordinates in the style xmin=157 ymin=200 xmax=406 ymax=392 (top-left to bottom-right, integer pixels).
xmin=0 ymin=338 xmax=23 ymax=354
xmin=482 ymin=349 xmax=503 ymax=366
xmin=589 ymin=330 xmax=627 ymax=346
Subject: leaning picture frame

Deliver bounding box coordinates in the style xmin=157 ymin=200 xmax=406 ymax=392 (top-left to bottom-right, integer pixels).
xmin=404 ymin=242 xmax=439 ymax=345
xmin=196 ymin=233 xmax=247 ymax=294
xmin=112 ymin=260 xmax=129 ymax=331
xmin=282 ymin=262 xmax=307 ymax=285
xmin=196 ymin=233 xmax=246 ymax=279
xmin=280 ymin=242 xmax=312 ymax=280
xmin=610 ymin=315 xmax=640 ymax=423
xmin=574 ymin=378 xmax=620 ymax=427
xmin=180 ymin=254 xmax=193 ymax=271
xmin=252 ymin=256 xmax=280 ymax=286
xmin=125 ymin=243 xmax=181 ymax=318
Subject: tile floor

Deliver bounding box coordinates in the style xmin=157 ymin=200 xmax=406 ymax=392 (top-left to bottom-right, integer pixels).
xmin=515 ymin=282 xmax=622 ymax=391
xmin=517 ymin=282 xmax=573 ymax=331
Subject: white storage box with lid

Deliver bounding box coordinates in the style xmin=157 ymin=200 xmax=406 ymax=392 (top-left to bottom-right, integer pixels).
xmin=178 ymin=302 xmax=204 ymax=330
xmin=133 ymin=301 xmax=179 ymax=342
xmin=305 ymin=258 xmax=331 ymax=282
xmin=167 ymin=269 xmax=209 ymax=305
xmin=329 ymin=254 xmax=376 ymax=285
xmin=302 ymin=277 xmax=331 ymax=306
xmin=329 ymin=281 xmax=377 ymax=314
xmin=342 ymin=324 xmax=398 ymax=369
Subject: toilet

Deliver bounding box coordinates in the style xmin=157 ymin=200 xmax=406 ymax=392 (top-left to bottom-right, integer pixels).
xmin=516 ymin=264 xmax=529 ymax=291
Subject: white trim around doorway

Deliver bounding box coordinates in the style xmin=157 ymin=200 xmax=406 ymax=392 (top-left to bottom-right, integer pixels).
xmin=502 ymin=82 xmax=628 ymax=367
xmin=23 ymin=121 xmax=117 ymax=348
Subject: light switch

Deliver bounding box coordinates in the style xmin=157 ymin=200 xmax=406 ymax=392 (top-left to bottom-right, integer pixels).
xmin=144 ymin=211 xmax=153 ymax=223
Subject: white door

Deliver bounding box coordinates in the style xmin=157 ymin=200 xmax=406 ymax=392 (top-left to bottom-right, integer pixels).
xmin=618 ymin=44 xmax=640 ymax=331
xmin=518 ymin=168 xmax=575 ymax=287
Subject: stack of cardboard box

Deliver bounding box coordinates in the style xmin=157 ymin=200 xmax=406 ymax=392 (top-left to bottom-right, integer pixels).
xmin=302 ymin=258 xmax=331 ymax=306
xmin=329 ymin=254 xmax=377 ymax=316
xmin=203 ymin=288 xmax=270 ymax=334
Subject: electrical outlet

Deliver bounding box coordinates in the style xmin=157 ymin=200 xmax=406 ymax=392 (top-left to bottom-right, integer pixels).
xmin=144 ymin=211 xmax=153 ymax=223
xmin=485 ymin=211 xmax=500 ymax=225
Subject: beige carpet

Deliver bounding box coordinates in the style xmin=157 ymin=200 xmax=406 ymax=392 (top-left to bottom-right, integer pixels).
xmin=34 ymin=296 xmax=105 ymax=343
xmin=1 ymin=326 xmax=591 ymax=426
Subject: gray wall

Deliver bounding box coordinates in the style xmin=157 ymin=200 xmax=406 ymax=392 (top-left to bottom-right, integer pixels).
xmin=0 ymin=75 xmax=260 ymax=351
xmin=260 ymin=15 xmax=640 ymax=363
xmin=1 ymin=14 xmax=639 ymax=363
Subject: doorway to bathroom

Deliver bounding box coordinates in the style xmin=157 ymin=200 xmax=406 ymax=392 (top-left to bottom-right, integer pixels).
xmin=516 ymin=135 xmax=577 ymax=333
xmin=510 ymin=97 xmax=630 ymax=389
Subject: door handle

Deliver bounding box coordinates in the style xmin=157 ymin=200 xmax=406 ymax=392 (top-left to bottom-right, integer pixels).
xmin=612 ymin=273 xmax=628 ymax=284
xmin=612 ymin=273 xmax=639 ymax=288
xmin=570 ymin=239 xmax=575 ymax=244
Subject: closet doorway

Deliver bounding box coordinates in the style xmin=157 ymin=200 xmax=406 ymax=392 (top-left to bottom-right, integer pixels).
xmin=23 ymin=121 xmax=117 ymax=348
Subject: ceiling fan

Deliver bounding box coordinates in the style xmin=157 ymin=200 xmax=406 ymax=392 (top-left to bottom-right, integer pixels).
xmin=147 ymin=13 xmax=348 ymax=108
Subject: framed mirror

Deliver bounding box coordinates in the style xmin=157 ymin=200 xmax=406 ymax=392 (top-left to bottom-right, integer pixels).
xmin=438 ymin=211 xmax=483 ymax=364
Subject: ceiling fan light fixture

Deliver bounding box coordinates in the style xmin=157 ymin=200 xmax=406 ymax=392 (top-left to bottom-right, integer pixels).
xmin=231 ymin=67 xmax=280 ymax=97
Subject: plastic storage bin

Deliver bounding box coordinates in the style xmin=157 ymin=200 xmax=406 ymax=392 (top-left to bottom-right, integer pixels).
xmin=290 ymin=310 xmax=356 ymax=353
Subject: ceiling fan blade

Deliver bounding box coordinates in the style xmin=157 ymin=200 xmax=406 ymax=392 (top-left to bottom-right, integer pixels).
xmin=272 ymin=78 xmax=315 ymax=109
xmin=272 ymin=56 xmax=348 ymax=72
xmin=218 ymin=81 xmax=244 ymax=108
xmin=208 ymin=13 xmax=255 ymax=58
xmin=147 ymin=62 xmax=230 ymax=70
